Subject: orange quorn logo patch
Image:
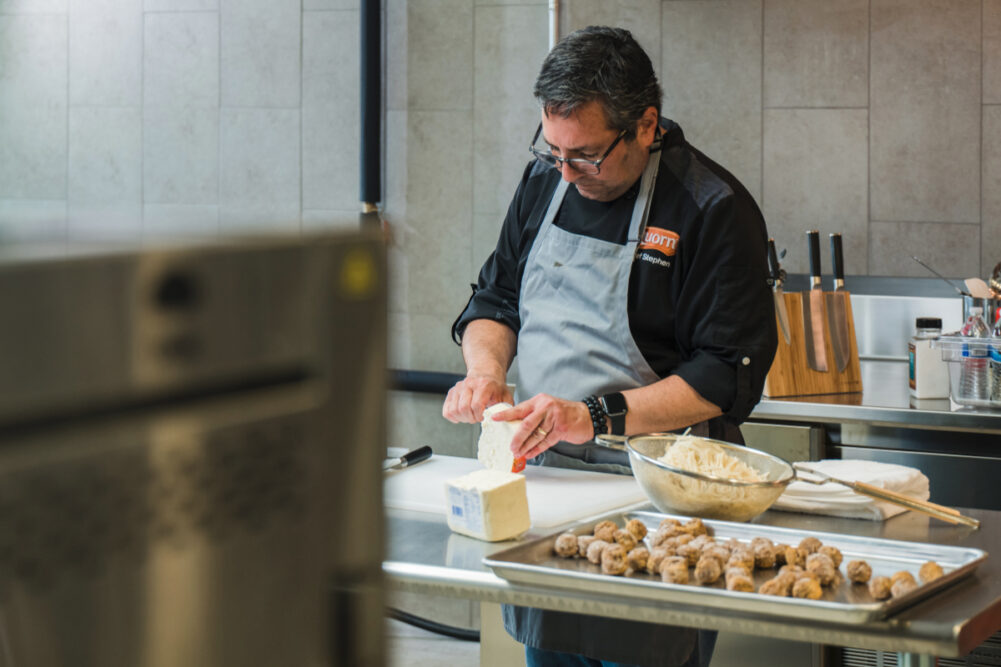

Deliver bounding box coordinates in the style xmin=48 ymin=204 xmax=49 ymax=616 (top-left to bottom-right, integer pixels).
xmin=639 ymin=227 xmax=679 ymax=257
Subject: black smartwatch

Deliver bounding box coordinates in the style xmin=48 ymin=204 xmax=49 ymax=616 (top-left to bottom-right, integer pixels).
xmin=599 ymin=392 xmax=628 ymax=436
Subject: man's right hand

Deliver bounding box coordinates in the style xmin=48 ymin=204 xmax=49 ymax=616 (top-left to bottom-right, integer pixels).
xmin=442 ymin=375 xmax=513 ymax=423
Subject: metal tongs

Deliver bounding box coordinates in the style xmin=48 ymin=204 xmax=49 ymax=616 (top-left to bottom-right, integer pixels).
xmin=793 ymin=463 xmax=980 ymax=529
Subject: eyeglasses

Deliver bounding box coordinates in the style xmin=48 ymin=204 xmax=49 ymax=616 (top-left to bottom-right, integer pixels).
xmin=529 ymin=123 xmax=627 ymax=175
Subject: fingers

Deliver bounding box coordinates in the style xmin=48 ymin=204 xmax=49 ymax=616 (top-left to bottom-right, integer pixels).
xmin=442 ymin=386 xmax=460 ymax=423
xmin=442 ymin=377 xmax=510 ymax=424
xmin=471 ymin=382 xmax=510 ymax=422
xmin=522 ymin=425 xmax=554 ymax=460
xmin=505 ymin=394 xmax=596 ymax=458
xmin=511 ymin=417 xmax=551 ymax=460
xmin=491 ymin=402 xmax=530 ymax=422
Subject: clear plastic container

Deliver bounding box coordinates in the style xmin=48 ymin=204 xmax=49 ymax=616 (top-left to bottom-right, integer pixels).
xmin=933 ymin=335 xmax=1001 ymax=408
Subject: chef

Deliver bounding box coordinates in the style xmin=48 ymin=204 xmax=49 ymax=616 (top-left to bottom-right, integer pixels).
xmin=442 ymin=26 xmax=777 ymax=667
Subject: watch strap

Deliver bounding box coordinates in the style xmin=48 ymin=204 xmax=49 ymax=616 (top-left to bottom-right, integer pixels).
xmin=600 ymin=392 xmax=627 ymax=436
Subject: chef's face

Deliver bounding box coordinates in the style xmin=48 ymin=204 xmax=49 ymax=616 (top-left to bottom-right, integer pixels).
xmin=539 ymin=101 xmax=659 ymax=202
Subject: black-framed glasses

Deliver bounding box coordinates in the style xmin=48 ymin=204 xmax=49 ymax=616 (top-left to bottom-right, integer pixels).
xmin=529 ymin=123 xmax=627 ymax=175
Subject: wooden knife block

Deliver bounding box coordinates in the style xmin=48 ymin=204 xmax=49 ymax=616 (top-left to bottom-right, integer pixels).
xmin=764 ymin=291 xmax=862 ymax=398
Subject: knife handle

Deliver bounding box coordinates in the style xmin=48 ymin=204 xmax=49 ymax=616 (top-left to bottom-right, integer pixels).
xmin=400 ymin=445 xmax=433 ymax=468
xmin=830 ymin=233 xmax=844 ymax=290
xmin=807 ymin=230 xmax=821 ymax=288
xmin=767 ymin=238 xmax=780 ymax=282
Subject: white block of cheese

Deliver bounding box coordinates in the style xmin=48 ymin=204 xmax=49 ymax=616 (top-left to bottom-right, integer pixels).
xmin=445 ymin=468 xmax=530 ymax=542
xmin=478 ymin=402 xmax=520 ymax=473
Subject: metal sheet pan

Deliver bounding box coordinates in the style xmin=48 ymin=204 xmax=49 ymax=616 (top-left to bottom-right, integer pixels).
xmin=483 ymin=511 xmax=988 ymax=624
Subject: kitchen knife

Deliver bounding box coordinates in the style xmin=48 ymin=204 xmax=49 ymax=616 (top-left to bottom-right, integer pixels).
xmin=768 ymin=238 xmax=791 ymax=344
xmin=826 ymin=233 xmax=851 ymax=372
xmin=802 ymin=230 xmax=829 ymax=372
xmin=383 ymin=445 xmax=433 ymax=471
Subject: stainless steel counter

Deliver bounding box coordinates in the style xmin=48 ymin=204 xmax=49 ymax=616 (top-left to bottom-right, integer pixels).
xmin=384 ymin=504 xmax=1001 ymax=658
xmin=752 ymin=360 xmax=1001 ymax=434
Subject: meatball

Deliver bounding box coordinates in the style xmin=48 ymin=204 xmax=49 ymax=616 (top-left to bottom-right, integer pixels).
xmin=703 ymin=545 xmax=731 ymax=565
xmin=648 ymin=529 xmax=674 ymax=548
xmin=728 ymin=549 xmax=755 ymax=572
xmin=658 ymin=517 xmax=682 ymax=532
xmin=577 ymin=535 xmax=596 ymax=559
xmin=778 ymin=564 xmax=804 ymax=578
xmin=798 ymin=536 xmax=823 ymax=555
xmin=919 ymin=561 xmax=944 ymax=584
xmin=818 ymin=545 xmax=843 ymax=568
xmin=868 ymin=576 xmax=892 ymax=600
xmin=792 ymin=577 xmax=823 ymax=600
xmin=891 ymin=570 xmax=916 ymax=587
xmin=593 ymin=521 xmax=617 ymax=543
xmin=758 ymin=574 xmax=794 ymax=597
xmin=754 ymin=544 xmax=777 ymax=569
xmin=627 ymin=547 xmax=650 ymax=572
xmin=647 ymin=546 xmax=670 ymax=575
xmin=586 ymin=539 xmax=610 ymax=564
xmin=694 ymin=555 xmax=723 ymax=585
xmin=601 ymin=544 xmax=628 ymax=576
xmin=726 ymin=562 xmax=752 ymax=578
xmin=688 ymin=534 xmax=713 ymax=550
xmin=725 ymin=569 xmax=754 ymax=592
xmin=846 ymin=560 xmax=872 ymax=584
xmin=660 ymin=556 xmax=690 ymax=584
xmin=806 ymin=553 xmax=837 ymax=586
xmin=673 ymin=533 xmax=695 ymax=546
xmin=681 ymin=517 xmax=709 ymax=536
xmin=677 ymin=543 xmax=702 ymax=567
xmin=782 ymin=546 xmax=807 ymax=568
xmin=625 ymin=518 xmax=648 ymax=541
xmin=613 ymin=528 xmax=638 ymax=552
xmin=891 ymin=577 xmax=918 ymax=598
xmin=554 ymin=533 xmax=578 ymax=558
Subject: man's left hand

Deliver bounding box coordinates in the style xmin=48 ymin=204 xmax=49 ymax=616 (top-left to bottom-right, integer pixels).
xmin=491 ymin=394 xmax=594 ymax=460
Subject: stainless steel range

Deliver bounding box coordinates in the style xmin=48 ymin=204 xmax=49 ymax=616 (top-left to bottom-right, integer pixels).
xmin=0 ymin=231 xmax=386 ymax=667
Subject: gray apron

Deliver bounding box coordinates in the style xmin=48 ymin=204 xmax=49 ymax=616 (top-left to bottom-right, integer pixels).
xmin=514 ymin=149 xmax=660 ymax=475
xmin=504 ymin=149 xmax=718 ymax=666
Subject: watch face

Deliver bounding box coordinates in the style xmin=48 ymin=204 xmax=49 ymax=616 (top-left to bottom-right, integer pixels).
xmin=600 ymin=393 xmax=627 ymax=416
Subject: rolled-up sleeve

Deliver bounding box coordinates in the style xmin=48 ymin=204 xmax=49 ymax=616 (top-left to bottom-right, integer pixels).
xmin=670 ymin=195 xmax=777 ymax=422
xmin=451 ymin=264 xmax=520 ymax=343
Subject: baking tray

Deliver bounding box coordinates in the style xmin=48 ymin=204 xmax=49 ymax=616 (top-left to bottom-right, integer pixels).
xmin=483 ymin=511 xmax=988 ymax=624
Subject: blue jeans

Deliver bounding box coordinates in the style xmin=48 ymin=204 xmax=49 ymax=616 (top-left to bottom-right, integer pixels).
xmin=525 ymin=630 xmax=717 ymax=667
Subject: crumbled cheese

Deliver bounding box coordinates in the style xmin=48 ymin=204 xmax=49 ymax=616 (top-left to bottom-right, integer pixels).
xmin=478 ymin=403 xmax=521 ymax=473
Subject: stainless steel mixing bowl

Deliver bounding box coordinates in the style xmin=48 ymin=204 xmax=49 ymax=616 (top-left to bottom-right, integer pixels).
xmin=625 ymin=433 xmax=795 ymax=522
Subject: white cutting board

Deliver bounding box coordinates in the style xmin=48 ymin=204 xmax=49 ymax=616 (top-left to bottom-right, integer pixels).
xmin=384 ymin=454 xmax=648 ymax=528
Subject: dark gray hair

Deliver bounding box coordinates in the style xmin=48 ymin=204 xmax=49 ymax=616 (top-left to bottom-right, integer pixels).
xmin=533 ymin=26 xmax=662 ymax=139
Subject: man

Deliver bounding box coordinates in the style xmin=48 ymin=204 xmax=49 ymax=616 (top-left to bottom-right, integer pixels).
xmin=443 ymin=26 xmax=777 ymax=667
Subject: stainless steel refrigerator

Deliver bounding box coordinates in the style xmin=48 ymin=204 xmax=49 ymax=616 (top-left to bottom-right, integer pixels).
xmin=0 ymin=231 xmax=386 ymax=667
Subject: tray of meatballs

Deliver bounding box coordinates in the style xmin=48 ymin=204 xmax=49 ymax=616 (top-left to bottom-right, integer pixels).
xmin=483 ymin=511 xmax=988 ymax=624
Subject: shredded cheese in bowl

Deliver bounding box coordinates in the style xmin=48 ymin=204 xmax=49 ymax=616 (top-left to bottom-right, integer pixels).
xmin=628 ymin=435 xmax=784 ymax=521
xmin=658 ymin=436 xmax=765 ymax=483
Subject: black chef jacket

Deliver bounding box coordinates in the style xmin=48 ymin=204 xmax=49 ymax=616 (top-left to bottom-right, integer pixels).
xmin=453 ymin=119 xmax=777 ymax=423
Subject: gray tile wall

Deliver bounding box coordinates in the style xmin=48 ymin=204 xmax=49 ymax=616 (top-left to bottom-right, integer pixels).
xmin=2 ymin=0 xmax=1000 ymax=454
xmin=0 ymin=0 xmax=360 ymax=247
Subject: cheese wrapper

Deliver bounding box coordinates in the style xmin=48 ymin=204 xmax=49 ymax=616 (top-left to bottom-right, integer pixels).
xmin=478 ymin=402 xmax=526 ymax=473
